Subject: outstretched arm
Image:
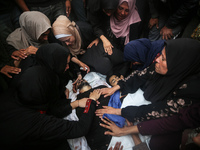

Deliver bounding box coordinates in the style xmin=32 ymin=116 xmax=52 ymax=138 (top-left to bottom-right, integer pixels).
xmin=100 ymin=117 xmax=139 ymax=136
xmin=15 ymin=0 xmax=29 ymax=11
xmin=65 ymin=0 xmax=71 ymax=17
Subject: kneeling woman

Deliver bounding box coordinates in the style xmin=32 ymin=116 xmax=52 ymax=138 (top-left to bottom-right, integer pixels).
xmin=96 ymin=38 xmax=200 ymax=149
xmin=97 ymin=38 xmax=200 ymax=126
xmin=0 ymin=43 xmax=101 ymax=150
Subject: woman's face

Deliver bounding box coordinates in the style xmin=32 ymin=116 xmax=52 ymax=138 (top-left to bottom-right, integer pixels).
xmin=59 ymin=36 xmax=75 ymax=46
xmin=115 ymin=1 xmax=129 ymax=21
xmin=155 ymin=47 xmax=168 ymax=75
xmin=65 ymin=55 xmax=71 ymax=71
xmin=38 ymin=29 xmax=50 ymax=43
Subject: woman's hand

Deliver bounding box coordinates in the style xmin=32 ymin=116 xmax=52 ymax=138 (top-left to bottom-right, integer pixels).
xmin=77 ymin=98 xmax=89 ymax=108
xmin=0 ymin=65 xmax=21 ymax=78
xmin=65 ymin=88 xmax=69 ymax=99
xmin=11 ymin=49 xmax=27 ymax=60
xmin=100 ymin=117 xmax=139 ymax=137
xmin=160 ymin=26 xmax=173 ymax=40
xmin=71 ymin=57 xmax=90 ymax=73
xmin=100 ymin=117 xmax=124 ymax=136
xmin=89 ymin=89 xmax=102 ymax=101
xmin=72 ymin=74 xmax=82 ymax=93
xmin=148 ymin=18 xmax=159 ymax=29
xmin=25 ymin=46 xmax=38 ymax=55
xmin=87 ymin=38 xmax=99 ymax=48
xmin=79 ymin=61 xmax=90 ymax=73
xmin=65 ymin=0 xmax=71 ymax=17
xmin=71 ymin=98 xmax=88 ymax=109
xmin=100 ymin=35 xmax=113 ymax=55
xmin=101 ymin=86 xmax=120 ymax=97
xmin=95 ymin=106 xmax=121 ymax=118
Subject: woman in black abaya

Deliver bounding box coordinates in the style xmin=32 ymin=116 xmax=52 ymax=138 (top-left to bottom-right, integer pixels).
xmin=0 ymin=43 xmax=100 ymax=150
xmin=96 ymin=38 xmax=200 ymax=123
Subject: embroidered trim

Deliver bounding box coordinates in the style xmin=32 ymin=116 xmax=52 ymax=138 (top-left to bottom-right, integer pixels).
xmin=83 ymin=99 xmax=93 ymax=113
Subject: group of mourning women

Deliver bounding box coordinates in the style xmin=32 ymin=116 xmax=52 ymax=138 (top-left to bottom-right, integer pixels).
xmin=0 ymin=0 xmax=200 ymax=150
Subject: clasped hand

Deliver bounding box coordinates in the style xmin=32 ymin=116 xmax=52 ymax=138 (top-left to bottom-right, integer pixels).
xmin=11 ymin=46 xmax=38 ymax=60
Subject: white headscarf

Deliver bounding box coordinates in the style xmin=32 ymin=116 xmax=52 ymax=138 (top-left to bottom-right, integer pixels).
xmin=52 ymin=15 xmax=82 ymax=56
xmin=6 ymin=11 xmax=51 ymax=49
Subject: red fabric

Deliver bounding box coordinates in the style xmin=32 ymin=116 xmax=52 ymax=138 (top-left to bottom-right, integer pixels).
xmin=39 ymin=110 xmax=46 ymax=114
xmin=84 ymin=99 xmax=93 ymax=113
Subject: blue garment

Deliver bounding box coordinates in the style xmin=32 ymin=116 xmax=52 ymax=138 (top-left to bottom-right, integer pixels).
xmin=124 ymin=38 xmax=165 ymax=70
xmin=103 ymin=90 xmax=126 ymax=128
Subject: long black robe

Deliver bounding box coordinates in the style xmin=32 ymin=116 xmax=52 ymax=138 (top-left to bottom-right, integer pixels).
xmin=0 ymin=43 xmax=97 ymax=149
xmin=118 ymin=38 xmax=200 ymax=122
xmin=76 ymin=85 xmax=112 ymax=150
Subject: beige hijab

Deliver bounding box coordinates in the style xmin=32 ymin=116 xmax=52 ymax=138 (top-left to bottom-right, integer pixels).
xmin=52 ymin=15 xmax=81 ymax=56
xmin=6 ymin=11 xmax=51 ymax=50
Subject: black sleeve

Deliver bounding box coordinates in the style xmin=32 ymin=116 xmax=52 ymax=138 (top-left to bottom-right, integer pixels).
xmin=137 ymin=103 xmax=200 ymax=135
xmin=48 ymin=98 xmax=73 ymax=118
xmin=121 ymin=97 xmax=196 ymax=123
xmin=148 ymin=0 xmax=159 ymax=18
xmin=7 ymin=44 xmax=17 ymax=56
xmin=0 ymin=38 xmax=15 ymax=70
xmin=87 ymin=10 xmax=105 ymax=38
xmin=165 ymin=0 xmax=199 ymax=28
xmin=118 ymin=67 xmax=152 ymax=95
xmin=33 ymin=100 xmax=97 ymax=140
xmin=69 ymin=57 xmax=81 ymax=80
xmin=129 ymin=23 xmax=140 ymax=41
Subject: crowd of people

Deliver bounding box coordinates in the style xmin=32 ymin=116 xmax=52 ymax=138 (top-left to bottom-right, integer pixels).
xmin=0 ymin=0 xmax=200 ymax=150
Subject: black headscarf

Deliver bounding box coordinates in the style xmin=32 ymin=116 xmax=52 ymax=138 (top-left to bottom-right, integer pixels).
xmin=17 ymin=43 xmax=70 ymax=110
xmin=144 ymin=38 xmax=200 ymax=103
xmin=36 ymin=43 xmax=70 ymax=76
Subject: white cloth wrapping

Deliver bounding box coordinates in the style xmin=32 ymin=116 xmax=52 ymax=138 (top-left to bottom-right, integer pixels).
xmin=64 ymin=72 xmax=110 ymax=150
xmin=107 ymin=89 xmax=152 ymax=150
xmin=64 ymin=81 xmax=91 ymax=150
xmin=64 ymin=73 xmax=151 ymax=150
